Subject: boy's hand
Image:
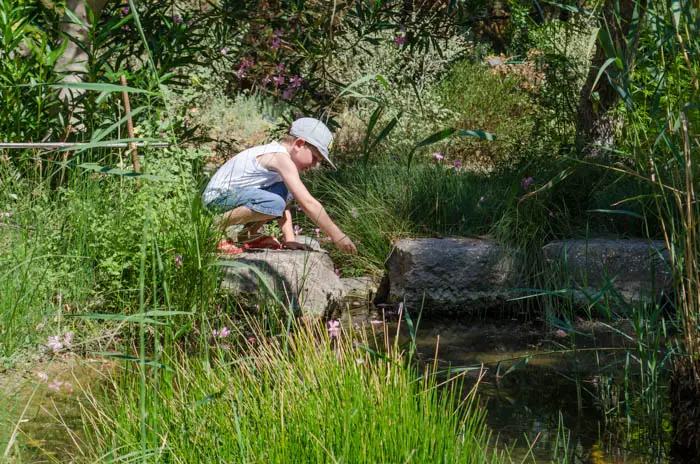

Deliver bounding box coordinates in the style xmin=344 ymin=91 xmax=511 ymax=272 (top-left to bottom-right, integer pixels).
xmin=282 ymin=241 xmax=313 ymax=251
xmin=335 ymin=235 xmax=357 ymax=254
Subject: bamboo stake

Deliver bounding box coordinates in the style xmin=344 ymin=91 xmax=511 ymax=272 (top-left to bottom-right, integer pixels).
xmin=120 ymin=75 xmax=140 ymax=173
xmin=0 ymin=142 xmax=169 ymax=149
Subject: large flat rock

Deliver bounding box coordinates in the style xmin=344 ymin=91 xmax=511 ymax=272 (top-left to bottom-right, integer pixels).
xmin=542 ymin=239 xmax=672 ymax=305
xmin=221 ymin=249 xmax=344 ymax=317
xmin=387 ymin=238 xmax=524 ymax=313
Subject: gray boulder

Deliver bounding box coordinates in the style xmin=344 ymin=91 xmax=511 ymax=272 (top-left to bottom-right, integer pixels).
xmin=220 ymin=249 xmax=344 ymax=317
xmin=387 ymin=238 xmax=524 ymax=313
xmin=542 ymin=239 xmax=672 ymax=305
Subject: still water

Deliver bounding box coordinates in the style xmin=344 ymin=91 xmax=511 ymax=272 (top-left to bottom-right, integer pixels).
xmin=381 ymin=317 xmax=671 ymax=463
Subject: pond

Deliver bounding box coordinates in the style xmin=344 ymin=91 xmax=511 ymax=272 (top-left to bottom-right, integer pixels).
xmin=377 ymin=316 xmax=672 ymax=463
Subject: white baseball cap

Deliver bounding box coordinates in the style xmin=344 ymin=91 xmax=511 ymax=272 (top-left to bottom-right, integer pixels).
xmin=289 ymin=117 xmax=336 ymax=170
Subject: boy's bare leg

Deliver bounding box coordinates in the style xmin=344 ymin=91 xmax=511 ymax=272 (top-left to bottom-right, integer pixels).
xmin=215 ymin=206 xmax=276 ymax=242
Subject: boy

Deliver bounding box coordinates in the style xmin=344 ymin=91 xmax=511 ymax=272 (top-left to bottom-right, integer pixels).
xmin=202 ymin=117 xmax=357 ymax=255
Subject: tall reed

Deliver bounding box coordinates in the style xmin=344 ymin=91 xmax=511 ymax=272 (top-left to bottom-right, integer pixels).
xmin=595 ymin=0 xmax=700 ymax=457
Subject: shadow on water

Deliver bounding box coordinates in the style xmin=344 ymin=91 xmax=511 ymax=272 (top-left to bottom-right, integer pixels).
xmin=377 ymin=316 xmax=671 ymax=463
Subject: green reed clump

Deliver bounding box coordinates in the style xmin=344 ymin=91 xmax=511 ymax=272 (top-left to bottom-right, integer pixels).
xmin=79 ymin=317 xmax=508 ymax=464
xmin=303 ymin=161 xmax=517 ymax=273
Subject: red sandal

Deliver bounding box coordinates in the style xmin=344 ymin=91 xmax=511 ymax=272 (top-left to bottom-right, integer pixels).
xmin=216 ymin=239 xmax=245 ymax=254
xmin=242 ymin=235 xmax=283 ymax=250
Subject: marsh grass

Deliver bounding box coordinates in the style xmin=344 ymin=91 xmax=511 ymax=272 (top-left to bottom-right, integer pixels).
xmin=304 ymin=162 xmax=520 ymax=273
xmin=76 ymin=315 xmax=510 ymax=463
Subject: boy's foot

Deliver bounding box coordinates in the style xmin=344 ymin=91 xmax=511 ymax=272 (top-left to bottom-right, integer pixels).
xmin=216 ymin=239 xmax=245 ymax=254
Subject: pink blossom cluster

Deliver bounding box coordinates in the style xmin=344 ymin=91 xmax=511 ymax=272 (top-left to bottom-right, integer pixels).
xmin=212 ymin=326 xmax=231 ymax=338
xmin=237 ymin=57 xmax=254 ymax=78
xmin=46 ymin=331 xmax=73 ymax=354
xmin=36 ymin=372 xmax=73 ymax=393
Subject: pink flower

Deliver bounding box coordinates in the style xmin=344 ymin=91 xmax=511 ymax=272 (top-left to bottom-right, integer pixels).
xmin=273 ymin=75 xmax=285 ymax=87
xmin=48 ymin=380 xmax=62 ymax=392
xmin=121 ymin=6 xmax=130 ymax=16
xmin=395 ymin=35 xmax=405 ymax=46
xmin=432 ymin=152 xmax=444 ymax=161
xmin=37 ymin=372 xmax=49 ymax=382
xmin=293 ymin=224 xmax=302 ymax=235
xmin=236 ymin=58 xmax=254 ymax=78
xmin=334 ymin=268 xmax=340 ymax=277
xmin=175 ymin=255 xmax=183 ymax=267
xmin=521 ymin=177 xmax=534 ymax=190
xmin=47 ymin=336 xmax=63 ymax=353
xmin=262 ymin=75 xmax=271 ymax=86
xmin=219 ymin=326 xmax=230 ymax=338
xmin=282 ymin=88 xmax=294 ymax=99
xmin=172 ymin=15 xmax=183 ymax=24
xmin=454 ymin=159 xmax=462 ymax=169
xmin=327 ymin=320 xmax=340 ymax=338
xmin=271 ymin=37 xmax=281 ymax=49
xmin=313 ymin=228 xmax=320 ymax=237
xmin=220 ymin=48 xmax=228 ymax=56
xmin=289 ymin=75 xmax=303 ymax=88
xmin=248 ymin=337 xmax=256 ymax=344
xmin=555 ymin=329 xmax=567 ymax=337
xmin=275 ymin=63 xmax=285 ymax=72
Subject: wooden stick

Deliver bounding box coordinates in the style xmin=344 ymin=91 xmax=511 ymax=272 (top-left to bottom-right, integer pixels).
xmin=120 ymin=75 xmax=140 ymax=173
xmin=0 ymin=142 xmax=169 ymax=149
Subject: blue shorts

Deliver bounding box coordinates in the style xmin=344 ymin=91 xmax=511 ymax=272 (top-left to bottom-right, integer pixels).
xmin=204 ymin=182 xmax=293 ymax=218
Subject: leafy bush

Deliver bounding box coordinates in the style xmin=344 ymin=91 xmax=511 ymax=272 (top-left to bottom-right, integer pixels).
xmin=0 ymin=0 xmax=62 ymax=145
xmin=326 ymin=29 xmax=472 ymax=159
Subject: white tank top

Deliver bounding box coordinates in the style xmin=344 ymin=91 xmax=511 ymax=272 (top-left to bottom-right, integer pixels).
xmin=202 ymin=141 xmax=288 ymax=204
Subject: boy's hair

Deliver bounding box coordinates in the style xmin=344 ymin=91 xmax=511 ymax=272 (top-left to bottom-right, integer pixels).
xmin=282 ymin=134 xmax=297 ymax=145
xmin=281 ymin=135 xmax=317 ymax=152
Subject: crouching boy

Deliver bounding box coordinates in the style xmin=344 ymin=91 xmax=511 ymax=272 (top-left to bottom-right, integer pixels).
xmin=202 ymin=117 xmax=357 ymax=255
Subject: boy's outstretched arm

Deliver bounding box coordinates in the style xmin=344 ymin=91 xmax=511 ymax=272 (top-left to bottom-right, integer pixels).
xmin=271 ymin=157 xmax=357 ymax=254
xmin=278 ymin=207 xmax=311 ymax=250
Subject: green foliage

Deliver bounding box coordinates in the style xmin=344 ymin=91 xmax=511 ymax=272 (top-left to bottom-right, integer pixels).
xmin=0 ymin=0 xmax=62 ymax=143
xmin=438 ymin=59 xmax=541 ymax=171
